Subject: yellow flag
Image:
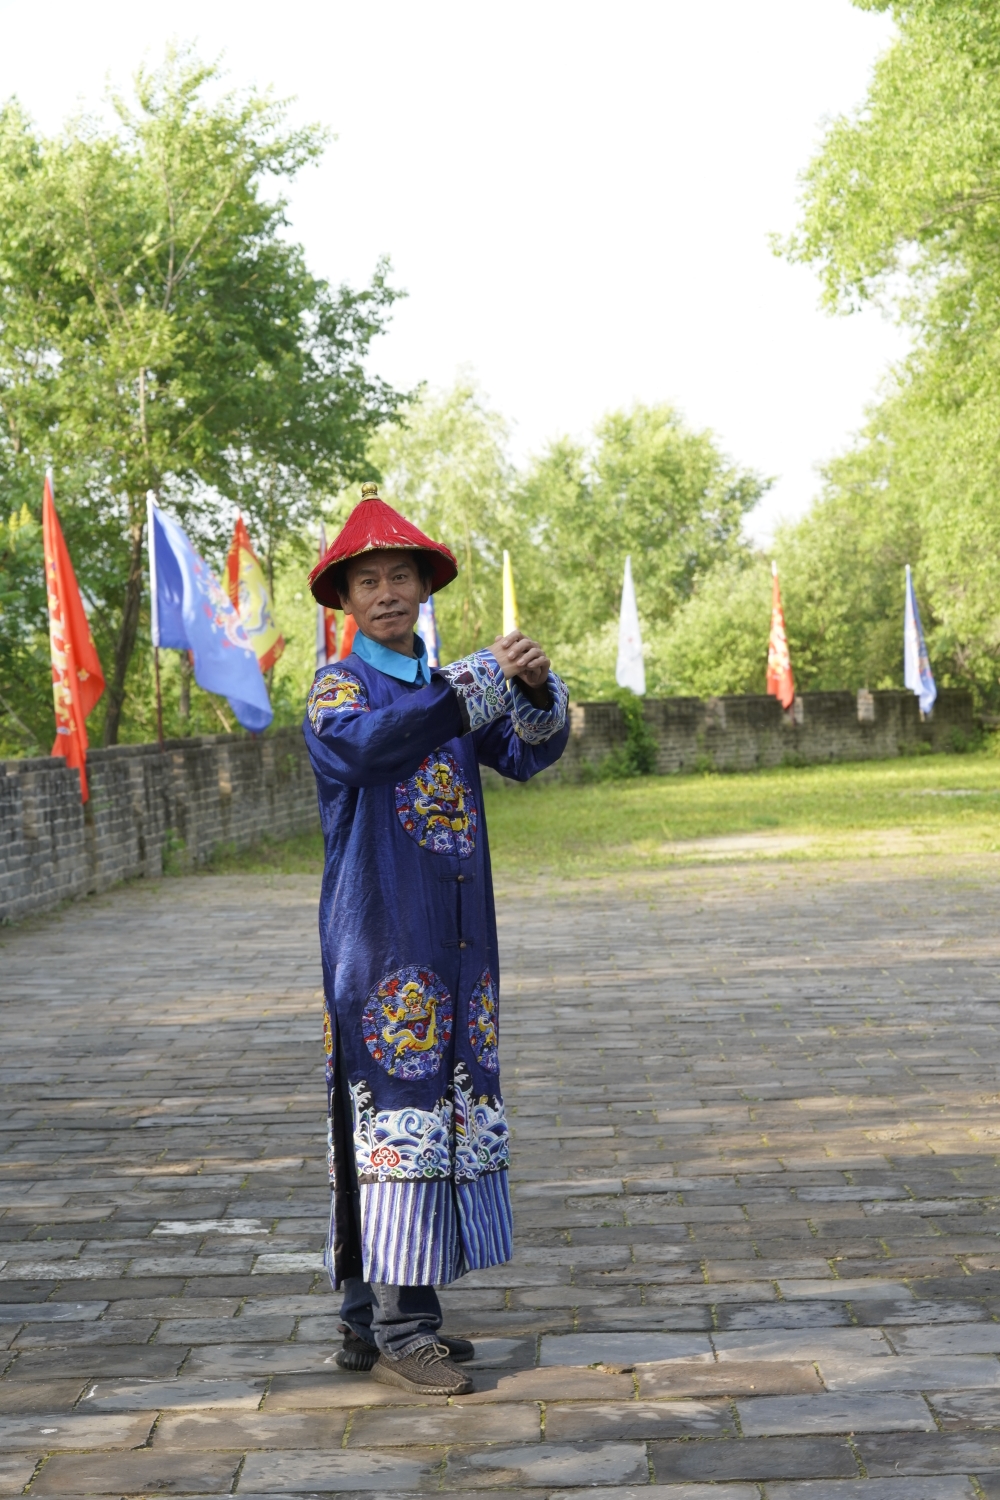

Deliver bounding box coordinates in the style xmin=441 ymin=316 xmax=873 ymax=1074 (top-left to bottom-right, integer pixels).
xmin=502 ymin=550 xmax=519 ymax=636
xmin=225 ymin=517 xmax=285 ymax=672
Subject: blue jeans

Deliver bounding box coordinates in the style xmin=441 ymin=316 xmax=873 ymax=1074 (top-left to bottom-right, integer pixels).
xmin=340 ymin=1276 xmax=443 ymax=1359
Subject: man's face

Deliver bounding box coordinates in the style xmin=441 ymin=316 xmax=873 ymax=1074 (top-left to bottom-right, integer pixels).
xmin=341 ymin=549 xmax=430 ymax=653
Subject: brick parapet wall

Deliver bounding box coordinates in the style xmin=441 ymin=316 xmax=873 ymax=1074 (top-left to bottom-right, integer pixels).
xmin=0 ymin=687 xmax=978 ymax=923
xmin=0 ymin=727 xmax=319 ymax=925
xmin=547 ymin=686 xmax=975 ymax=780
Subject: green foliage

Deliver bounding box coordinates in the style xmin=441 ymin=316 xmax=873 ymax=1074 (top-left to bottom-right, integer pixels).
xmin=584 ymin=691 xmax=659 ymax=780
xmin=653 ymin=557 xmax=771 ymax=697
xmin=646 ymin=432 xmax=925 ymax=702
xmin=779 ymin=0 xmax=1000 ymax=707
xmin=948 ymin=724 xmax=984 ymax=753
xmin=351 ymin=388 xmax=764 ymax=695
xmin=777 ymin=437 xmax=922 ymax=692
xmin=516 ymin=403 xmax=768 ymax=650
xmin=0 ymin=501 xmax=46 ymax=754
xmin=0 ymin=47 xmax=405 ymax=745
xmin=265 ymin=532 xmax=330 ymax=730
xmin=161 ymin=828 xmax=189 ymax=877
xmin=365 ymin=381 xmax=515 ymax=660
xmin=497 ymin=401 xmax=766 ymax=699
xmin=613 ymin=692 xmax=658 ymax=777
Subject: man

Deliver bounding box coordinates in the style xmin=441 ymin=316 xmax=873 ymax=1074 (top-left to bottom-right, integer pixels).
xmin=305 ymin=484 xmax=568 ymax=1396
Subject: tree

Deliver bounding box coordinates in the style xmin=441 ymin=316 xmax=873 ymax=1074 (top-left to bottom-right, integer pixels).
xmin=516 ymin=403 xmax=768 ymax=650
xmin=782 ymin=0 xmax=1000 ymax=704
xmin=0 ymin=49 xmax=405 ymax=743
xmin=0 ymin=498 xmax=46 ymax=755
xmin=365 ymin=380 xmax=517 ymax=659
xmin=629 ymin=407 xmax=926 ymax=702
xmin=653 ymin=557 xmax=772 ymax=698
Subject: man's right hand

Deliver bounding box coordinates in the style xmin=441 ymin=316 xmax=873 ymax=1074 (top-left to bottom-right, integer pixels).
xmin=491 ymin=632 xmax=552 ymax=707
xmin=491 ymin=631 xmax=550 ymax=685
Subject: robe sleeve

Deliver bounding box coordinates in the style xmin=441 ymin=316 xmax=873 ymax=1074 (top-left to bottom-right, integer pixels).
xmin=304 ymin=664 xmax=464 ymax=788
xmin=474 ymin=672 xmax=571 ymax=782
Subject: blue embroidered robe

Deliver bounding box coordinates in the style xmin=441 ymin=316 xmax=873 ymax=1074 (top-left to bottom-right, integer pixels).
xmin=304 ymin=645 xmax=569 ymax=1287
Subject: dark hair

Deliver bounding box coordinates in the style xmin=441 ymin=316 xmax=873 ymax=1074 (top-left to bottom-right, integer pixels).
xmin=335 ymin=549 xmax=434 ymax=602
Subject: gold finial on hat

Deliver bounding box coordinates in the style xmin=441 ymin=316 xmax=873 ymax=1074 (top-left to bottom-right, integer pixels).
xmin=360 ymin=482 xmax=379 ymax=499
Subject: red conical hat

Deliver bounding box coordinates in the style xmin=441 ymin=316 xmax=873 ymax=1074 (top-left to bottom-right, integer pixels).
xmin=309 ymin=484 xmax=458 ymax=609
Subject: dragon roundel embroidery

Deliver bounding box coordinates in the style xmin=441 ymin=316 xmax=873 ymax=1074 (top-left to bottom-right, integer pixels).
xmin=395 ymin=751 xmax=477 ymax=858
xmin=362 ymin=966 xmax=454 ymax=1080
xmin=307 ymin=668 xmax=368 ymax=731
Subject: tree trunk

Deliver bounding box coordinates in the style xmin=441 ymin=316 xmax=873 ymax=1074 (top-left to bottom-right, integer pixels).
xmin=102 ymin=514 xmax=146 ymax=746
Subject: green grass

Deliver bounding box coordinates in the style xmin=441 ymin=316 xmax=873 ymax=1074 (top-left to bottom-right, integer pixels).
xmin=203 ymin=747 xmax=1000 ymax=882
xmin=204 ymin=828 xmax=327 ymax=877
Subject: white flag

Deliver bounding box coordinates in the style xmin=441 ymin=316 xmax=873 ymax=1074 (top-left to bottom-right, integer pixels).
xmin=904 ymin=563 xmax=936 ymax=714
xmin=615 ymin=554 xmax=645 ymax=695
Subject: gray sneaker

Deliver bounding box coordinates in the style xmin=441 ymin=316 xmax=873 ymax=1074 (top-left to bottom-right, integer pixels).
xmin=335 ymin=1328 xmax=473 ymax=1372
xmin=370 ymin=1340 xmax=473 ymax=1395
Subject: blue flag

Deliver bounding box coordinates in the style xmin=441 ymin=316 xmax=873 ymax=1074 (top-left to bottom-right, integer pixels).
xmin=904 ymin=563 xmax=936 ymax=715
xmin=148 ymin=498 xmax=273 ymax=733
xmin=417 ymin=596 xmax=441 ymax=668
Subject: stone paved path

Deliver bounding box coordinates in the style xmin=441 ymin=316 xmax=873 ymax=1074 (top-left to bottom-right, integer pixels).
xmin=3 ymin=859 xmax=1000 ymax=1497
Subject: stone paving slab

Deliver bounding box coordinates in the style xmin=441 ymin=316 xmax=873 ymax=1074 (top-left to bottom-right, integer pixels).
xmin=0 ymin=1459 xmax=38 ymax=1498
xmin=82 ymin=1377 xmax=268 ymax=1411
xmin=766 ymin=1481 xmax=978 ymax=1499
xmin=5 ymin=860 xmax=1000 ymax=1495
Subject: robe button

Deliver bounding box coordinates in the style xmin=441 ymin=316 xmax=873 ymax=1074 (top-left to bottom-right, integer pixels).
xmin=456 ymin=875 xmax=465 ymax=883
xmin=459 ymin=940 xmax=467 ymax=948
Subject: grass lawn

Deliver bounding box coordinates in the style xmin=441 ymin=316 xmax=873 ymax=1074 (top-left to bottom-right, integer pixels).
xmin=206 ymin=747 xmax=1000 ymax=881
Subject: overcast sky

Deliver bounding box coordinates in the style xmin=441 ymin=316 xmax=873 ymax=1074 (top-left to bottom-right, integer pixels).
xmin=0 ymin=0 xmax=902 ymax=544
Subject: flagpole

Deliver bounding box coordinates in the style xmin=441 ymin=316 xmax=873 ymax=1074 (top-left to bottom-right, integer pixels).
xmin=153 ymin=650 xmax=164 ymax=746
xmin=147 ymin=493 xmax=164 ymax=748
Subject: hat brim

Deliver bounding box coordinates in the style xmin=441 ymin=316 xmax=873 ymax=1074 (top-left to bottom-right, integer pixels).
xmin=309 ymin=543 xmax=458 ymax=611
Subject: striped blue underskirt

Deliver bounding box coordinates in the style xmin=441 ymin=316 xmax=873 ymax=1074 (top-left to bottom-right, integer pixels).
xmin=331 ymin=1169 xmax=514 ymax=1287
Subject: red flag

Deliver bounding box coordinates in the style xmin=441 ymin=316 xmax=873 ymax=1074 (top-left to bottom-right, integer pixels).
xmin=766 ymin=560 xmax=795 ymax=711
xmin=42 ymin=473 xmax=105 ymax=801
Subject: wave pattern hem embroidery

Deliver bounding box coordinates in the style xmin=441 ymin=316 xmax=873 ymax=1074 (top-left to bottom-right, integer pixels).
xmin=351 ymin=1079 xmax=452 ymax=1183
xmin=454 ymin=1061 xmax=508 ymax=1179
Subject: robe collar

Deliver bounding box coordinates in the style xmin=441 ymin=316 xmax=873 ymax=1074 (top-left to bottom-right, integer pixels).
xmin=353 ymin=628 xmax=431 ymax=686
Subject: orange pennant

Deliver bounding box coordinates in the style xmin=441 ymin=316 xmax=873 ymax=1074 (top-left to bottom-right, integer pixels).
xmin=766 ymin=562 xmax=795 ymax=711
xmin=339 ymin=612 xmax=358 ymax=660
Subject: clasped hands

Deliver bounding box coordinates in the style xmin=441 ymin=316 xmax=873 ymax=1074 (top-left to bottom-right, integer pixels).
xmin=491 ymin=630 xmax=551 ymax=708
